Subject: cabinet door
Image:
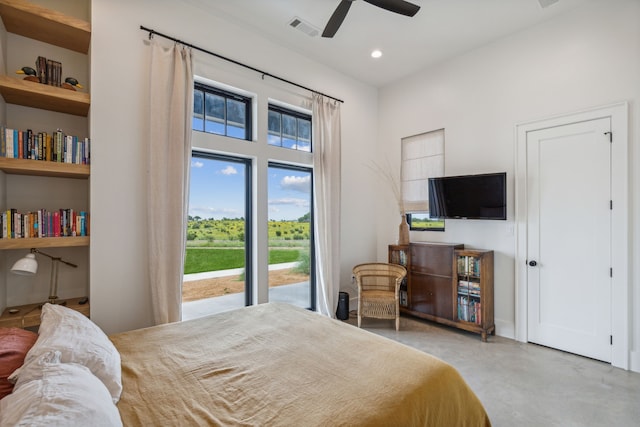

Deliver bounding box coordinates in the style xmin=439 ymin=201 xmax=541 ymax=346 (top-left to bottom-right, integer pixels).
xmin=409 ymin=273 xmax=454 ymax=320
xmin=410 ymin=244 xmax=454 ymax=276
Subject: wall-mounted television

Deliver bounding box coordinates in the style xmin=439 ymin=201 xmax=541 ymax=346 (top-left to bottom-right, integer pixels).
xmin=428 ymin=172 xmax=507 ymax=220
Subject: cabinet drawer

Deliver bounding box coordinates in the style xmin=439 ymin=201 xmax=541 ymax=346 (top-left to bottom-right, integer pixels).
xmin=409 ymin=273 xmax=454 ymax=321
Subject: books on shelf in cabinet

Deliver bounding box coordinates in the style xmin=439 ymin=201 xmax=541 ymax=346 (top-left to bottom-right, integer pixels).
xmin=0 ymin=208 xmax=89 ymax=239
xmin=458 ymin=280 xmax=481 ymax=297
xmin=390 ymin=248 xmax=408 ymax=266
xmin=457 ymin=255 xmax=480 ymax=276
xmin=458 ymin=295 xmax=481 ymax=324
xmin=1 ymin=126 xmax=90 ymax=165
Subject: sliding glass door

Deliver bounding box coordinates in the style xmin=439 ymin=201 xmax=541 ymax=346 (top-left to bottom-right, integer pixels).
xmin=267 ymin=163 xmax=314 ymax=310
xmin=182 ymin=153 xmax=251 ymax=318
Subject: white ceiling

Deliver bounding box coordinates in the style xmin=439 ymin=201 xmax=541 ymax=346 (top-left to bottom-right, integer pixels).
xmin=185 ymin=0 xmax=594 ymax=87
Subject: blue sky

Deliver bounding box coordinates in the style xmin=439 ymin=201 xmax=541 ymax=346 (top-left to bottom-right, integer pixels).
xmin=189 ymin=158 xmax=311 ymax=221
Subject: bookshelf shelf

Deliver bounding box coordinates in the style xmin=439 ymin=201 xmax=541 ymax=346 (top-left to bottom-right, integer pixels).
xmin=0 ymin=157 xmax=89 ymax=178
xmin=0 ymin=0 xmax=90 ymax=54
xmin=0 ymin=236 xmax=89 ymax=250
xmin=0 ymin=75 xmax=90 ymax=117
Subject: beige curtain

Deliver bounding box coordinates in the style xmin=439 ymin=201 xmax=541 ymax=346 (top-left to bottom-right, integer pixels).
xmin=146 ymin=39 xmax=193 ymax=324
xmin=312 ymin=94 xmax=341 ymax=317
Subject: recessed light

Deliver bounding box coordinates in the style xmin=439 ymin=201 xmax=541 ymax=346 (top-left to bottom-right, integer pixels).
xmin=371 ymin=49 xmax=382 ymax=59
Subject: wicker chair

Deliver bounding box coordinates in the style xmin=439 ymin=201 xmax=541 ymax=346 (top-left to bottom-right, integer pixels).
xmin=353 ymin=263 xmax=407 ymax=331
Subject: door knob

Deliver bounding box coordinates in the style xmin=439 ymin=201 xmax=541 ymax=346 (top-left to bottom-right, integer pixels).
xmin=529 ymin=260 xmax=537 ymax=267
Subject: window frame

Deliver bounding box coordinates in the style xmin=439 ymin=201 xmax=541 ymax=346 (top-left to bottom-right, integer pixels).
xmin=193 ymin=82 xmax=253 ymax=141
xmin=267 ymin=161 xmax=316 ymax=311
xmin=188 ymin=150 xmax=253 ymax=307
xmin=268 ymin=103 xmax=312 ymax=152
xmin=401 ymin=129 xmax=445 ymax=231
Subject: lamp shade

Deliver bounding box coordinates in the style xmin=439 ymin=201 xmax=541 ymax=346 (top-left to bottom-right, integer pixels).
xmin=11 ymin=253 xmax=38 ymax=275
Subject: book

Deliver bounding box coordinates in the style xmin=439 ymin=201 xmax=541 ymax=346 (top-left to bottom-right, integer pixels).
xmin=36 ymin=56 xmax=47 ymax=84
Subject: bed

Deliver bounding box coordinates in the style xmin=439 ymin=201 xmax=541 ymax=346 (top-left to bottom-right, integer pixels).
xmin=111 ymin=302 xmax=490 ymax=426
xmin=0 ymin=302 xmax=490 ymax=426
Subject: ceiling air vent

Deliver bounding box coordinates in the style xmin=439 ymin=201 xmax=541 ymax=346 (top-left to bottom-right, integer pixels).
xmin=289 ymin=17 xmax=320 ymax=37
xmin=538 ymin=0 xmax=559 ymax=8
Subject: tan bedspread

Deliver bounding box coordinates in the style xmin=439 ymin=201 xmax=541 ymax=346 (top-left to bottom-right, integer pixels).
xmin=110 ymin=303 xmax=490 ymax=426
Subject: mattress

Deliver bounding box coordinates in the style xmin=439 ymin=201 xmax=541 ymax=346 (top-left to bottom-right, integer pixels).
xmin=110 ymin=302 xmax=490 ymax=426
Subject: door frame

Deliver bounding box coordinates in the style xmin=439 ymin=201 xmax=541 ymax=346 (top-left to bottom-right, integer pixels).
xmin=514 ymin=102 xmax=629 ymax=369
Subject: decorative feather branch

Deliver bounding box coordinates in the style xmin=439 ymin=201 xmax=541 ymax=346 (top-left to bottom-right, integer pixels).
xmin=366 ymin=159 xmax=405 ymax=215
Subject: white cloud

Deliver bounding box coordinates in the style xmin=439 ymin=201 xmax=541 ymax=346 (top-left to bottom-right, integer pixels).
xmin=220 ymin=165 xmax=238 ymax=175
xmin=281 ymin=175 xmax=310 ymax=193
xmin=189 ymin=206 xmax=239 ymax=218
xmin=269 ymin=198 xmax=309 ymax=208
xmin=191 ymin=160 xmax=204 ymax=168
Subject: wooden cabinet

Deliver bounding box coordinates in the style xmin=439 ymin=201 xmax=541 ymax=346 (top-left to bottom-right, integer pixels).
xmin=454 ymin=249 xmax=495 ymax=341
xmin=389 ymin=242 xmax=495 ymax=341
xmin=0 ymin=0 xmax=90 ymax=312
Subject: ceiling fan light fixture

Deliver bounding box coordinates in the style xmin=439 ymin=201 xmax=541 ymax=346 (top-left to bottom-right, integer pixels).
xmin=371 ymin=49 xmax=383 ymax=58
xmin=322 ymin=0 xmax=420 ymax=38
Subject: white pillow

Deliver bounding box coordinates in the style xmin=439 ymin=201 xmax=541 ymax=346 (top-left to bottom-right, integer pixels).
xmin=20 ymin=303 xmax=122 ymax=403
xmin=0 ymin=354 xmax=123 ymax=427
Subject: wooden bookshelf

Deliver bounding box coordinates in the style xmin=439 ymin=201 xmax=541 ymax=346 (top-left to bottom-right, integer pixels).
xmin=0 ymin=0 xmax=90 ymax=53
xmin=390 ymin=242 xmax=495 ymax=341
xmin=0 ymin=296 xmax=90 ymax=329
xmin=0 ymin=157 xmax=89 ymax=178
xmin=0 ymin=75 xmax=90 ymax=116
xmin=0 ymin=236 xmax=89 ymax=250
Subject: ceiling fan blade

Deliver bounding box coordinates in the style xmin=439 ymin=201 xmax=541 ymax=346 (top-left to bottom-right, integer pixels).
xmin=322 ymin=0 xmax=353 ymax=38
xmin=363 ymin=0 xmax=420 ymax=17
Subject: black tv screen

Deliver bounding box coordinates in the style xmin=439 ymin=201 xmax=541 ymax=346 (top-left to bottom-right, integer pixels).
xmin=428 ymin=172 xmax=507 ymax=220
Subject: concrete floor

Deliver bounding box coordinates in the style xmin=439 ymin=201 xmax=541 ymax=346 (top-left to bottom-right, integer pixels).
xmin=352 ymin=314 xmax=640 ymax=427
xmin=183 ymin=286 xmax=640 ymax=427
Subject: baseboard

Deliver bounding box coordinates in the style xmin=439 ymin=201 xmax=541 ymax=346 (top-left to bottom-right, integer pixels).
xmin=494 ymin=319 xmax=515 ymax=340
xmin=630 ymin=350 xmax=640 ymax=373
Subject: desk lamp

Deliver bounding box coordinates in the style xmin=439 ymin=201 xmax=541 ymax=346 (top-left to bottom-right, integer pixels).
xmin=11 ymin=248 xmax=78 ymax=306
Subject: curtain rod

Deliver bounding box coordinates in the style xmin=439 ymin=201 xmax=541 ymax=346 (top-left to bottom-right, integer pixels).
xmin=140 ymin=25 xmax=344 ymax=104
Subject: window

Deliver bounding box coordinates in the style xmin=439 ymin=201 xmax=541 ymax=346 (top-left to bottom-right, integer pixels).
xmin=267 ymin=163 xmax=315 ymax=310
xmin=186 ymin=81 xmax=316 ymax=317
xmin=193 ymin=83 xmax=252 ymax=140
xmin=401 ymin=129 xmax=445 ymax=231
xmin=407 ymin=213 xmax=444 ymax=231
xmin=268 ymin=104 xmax=311 ymax=152
xmin=183 ymin=153 xmax=252 ymax=316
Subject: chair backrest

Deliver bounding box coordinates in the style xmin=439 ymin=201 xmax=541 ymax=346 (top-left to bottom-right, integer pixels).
xmin=353 ymin=263 xmax=407 ymax=293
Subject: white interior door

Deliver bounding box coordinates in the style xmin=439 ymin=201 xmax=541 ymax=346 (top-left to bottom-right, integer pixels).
xmin=526 ymin=117 xmax=611 ymax=362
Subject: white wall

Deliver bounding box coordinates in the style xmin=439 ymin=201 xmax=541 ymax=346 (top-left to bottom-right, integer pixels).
xmin=378 ymin=0 xmax=640 ymax=360
xmin=90 ymin=0 xmax=378 ymax=333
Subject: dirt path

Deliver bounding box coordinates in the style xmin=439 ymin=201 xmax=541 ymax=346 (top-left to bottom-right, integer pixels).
xmin=182 ymin=268 xmax=309 ymax=302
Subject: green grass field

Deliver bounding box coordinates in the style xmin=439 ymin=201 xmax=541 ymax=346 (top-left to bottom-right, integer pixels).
xmin=184 ymin=248 xmax=302 ymax=274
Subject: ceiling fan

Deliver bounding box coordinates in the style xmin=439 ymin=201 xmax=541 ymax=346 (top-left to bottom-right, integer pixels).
xmin=322 ymin=0 xmax=421 ymax=38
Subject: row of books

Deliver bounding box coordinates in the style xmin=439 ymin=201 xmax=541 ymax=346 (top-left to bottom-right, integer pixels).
xmin=390 ymin=249 xmax=408 ymax=266
xmin=0 ymin=127 xmax=90 ymax=165
xmin=0 ymin=209 xmax=89 ymax=239
xmin=457 ymin=255 xmax=480 ymax=277
xmin=36 ymin=56 xmax=63 ymax=87
xmin=458 ymin=296 xmax=482 ymax=324
xmin=457 ymin=280 xmax=481 ymax=298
